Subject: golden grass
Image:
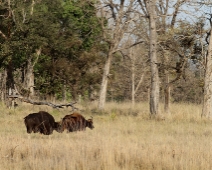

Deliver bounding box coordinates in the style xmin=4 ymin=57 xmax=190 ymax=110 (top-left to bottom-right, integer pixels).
xmin=0 ymin=101 xmax=212 ymax=170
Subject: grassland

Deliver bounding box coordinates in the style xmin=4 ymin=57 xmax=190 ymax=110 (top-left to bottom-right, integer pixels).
xmin=0 ymin=101 xmax=212 ymax=170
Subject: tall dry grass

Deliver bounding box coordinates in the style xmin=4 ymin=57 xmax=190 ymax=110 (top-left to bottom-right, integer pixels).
xmin=0 ymin=101 xmax=212 ymax=170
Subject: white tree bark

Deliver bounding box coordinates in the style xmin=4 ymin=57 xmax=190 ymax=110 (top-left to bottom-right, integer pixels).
xmin=25 ymin=59 xmax=35 ymax=97
xmin=98 ymin=51 xmax=113 ymax=109
xmin=148 ymin=0 xmax=160 ymax=115
xmin=24 ymin=1 xmax=39 ymax=98
xmin=25 ymin=48 xmax=41 ymax=98
xmin=130 ymin=46 xmax=145 ymax=108
xmin=131 ymin=48 xmax=135 ymax=108
xmin=202 ymin=28 xmax=212 ymax=118
xmin=98 ymin=0 xmax=139 ymax=109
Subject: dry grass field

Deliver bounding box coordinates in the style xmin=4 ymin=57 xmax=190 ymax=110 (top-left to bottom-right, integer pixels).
xmin=0 ymin=101 xmax=212 ymax=170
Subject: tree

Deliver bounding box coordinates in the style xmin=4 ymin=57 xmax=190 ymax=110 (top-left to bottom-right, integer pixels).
xmin=156 ymin=0 xmax=187 ymax=114
xmin=158 ymin=21 xmax=200 ymax=113
xmin=35 ymin=0 xmax=103 ymax=101
xmin=202 ymin=21 xmax=212 ymax=118
xmin=137 ymin=0 xmax=159 ymax=115
xmin=106 ymin=40 xmax=149 ymax=105
xmin=0 ymin=0 xmax=18 ymax=100
xmin=0 ymin=0 xmax=63 ymax=100
xmin=137 ymin=0 xmax=199 ymax=114
xmin=97 ymin=0 xmax=142 ymax=109
xmin=181 ymin=0 xmax=212 ymax=118
xmin=147 ymin=0 xmax=159 ymax=115
xmin=0 ymin=0 xmax=103 ymax=103
xmin=129 ymin=45 xmax=148 ymax=108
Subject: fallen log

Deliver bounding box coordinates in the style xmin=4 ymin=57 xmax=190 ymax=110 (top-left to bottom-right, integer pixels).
xmin=7 ymin=95 xmax=78 ymax=110
xmin=20 ymin=98 xmax=78 ymax=110
xmin=7 ymin=85 xmax=78 ymax=110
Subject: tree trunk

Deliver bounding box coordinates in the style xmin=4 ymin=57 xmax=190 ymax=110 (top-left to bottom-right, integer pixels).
xmin=202 ymin=28 xmax=212 ymax=118
xmin=22 ymin=0 xmax=38 ymax=99
xmin=98 ymin=51 xmax=113 ymax=110
xmin=0 ymin=69 xmax=7 ymax=101
xmin=164 ymin=55 xmax=170 ymax=114
xmin=6 ymin=60 xmax=15 ymax=94
xmin=148 ymin=0 xmax=159 ymax=115
xmin=164 ymin=83 xmax=170 ymax=114
xmin=131 ymin=63 xmax=135 ymax=108
xmin=25 ymin=48 xmax=41 ymax=98
xmin=25 ymin=60 xmax=35 ymax=98
xmin=131 ymin=48 xmax=135 ymax=108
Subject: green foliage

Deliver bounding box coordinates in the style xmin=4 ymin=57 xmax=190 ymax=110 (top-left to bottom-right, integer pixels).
xmin=0 ymin=0 xmax=104 ymax=101
xmin=61 ymin=0 xmax=102 ymax=50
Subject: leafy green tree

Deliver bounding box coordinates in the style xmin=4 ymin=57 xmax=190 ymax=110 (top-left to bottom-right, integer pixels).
xmin=0 ymin=0 xmax=104 ymax=102
xmin=33 ymin=0 xmax=104 ymax=101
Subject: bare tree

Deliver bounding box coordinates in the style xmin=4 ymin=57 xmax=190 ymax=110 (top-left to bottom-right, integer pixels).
xmin=138 ymin=0 xmax=193 ymax=114
xmin=129 ymin=45 xmax=148 ymax=108
xmin=157 ymin=0 xmax=187 ymax=114
xmin=97 ymin=0 xmax=142 ymax=109
xmin=117 ymin=42 xmax=149 ymax=108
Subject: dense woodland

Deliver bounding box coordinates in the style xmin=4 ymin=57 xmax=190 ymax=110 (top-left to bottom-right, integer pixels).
xmin=0 ymin=0 xmax=211 ymax=115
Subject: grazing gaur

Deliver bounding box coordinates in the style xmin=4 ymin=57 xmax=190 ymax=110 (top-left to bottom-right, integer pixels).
xmin=59 ymin=112 xmax=94 ymax=133
xmin=24 ymin=111 xmax=60 ymax=135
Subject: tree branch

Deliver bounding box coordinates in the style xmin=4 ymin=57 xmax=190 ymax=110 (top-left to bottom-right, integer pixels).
xmin=113 ymin=41 xmax=144 ymax=53
xmin=137 ymin=0 xmax=148 ymax=16
xmin=0 ymin=30 xmax=7 ymax=39
xmin=171 ymin=0 xmax=185 ymax=28
xmin=134 ymin=73 xmax=145 ymax=95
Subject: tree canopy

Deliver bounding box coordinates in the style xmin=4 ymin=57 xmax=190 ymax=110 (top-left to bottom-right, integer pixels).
xmin=0 ymin=0 xmax=104 ymax=101
xmin=0 ymin=0 xmax=209 ymax=112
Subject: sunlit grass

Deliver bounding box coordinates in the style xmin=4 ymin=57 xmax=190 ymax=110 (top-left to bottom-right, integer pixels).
xmin=0 ymin=101 xmax=211 ymax=169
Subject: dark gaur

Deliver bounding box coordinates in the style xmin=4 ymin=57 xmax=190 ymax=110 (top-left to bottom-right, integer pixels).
xmin=24 ymin=111 xmax=61 ymax=135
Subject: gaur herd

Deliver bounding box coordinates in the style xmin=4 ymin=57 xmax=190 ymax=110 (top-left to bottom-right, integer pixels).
xmin=24 ymin=111 xmax=94 ymax=135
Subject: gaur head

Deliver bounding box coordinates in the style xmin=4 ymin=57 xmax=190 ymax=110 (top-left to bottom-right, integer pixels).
xmin=86 ymin=117 xmax=94 ymax=129
xmin=54 ymin=120 xmax=65 ymax=133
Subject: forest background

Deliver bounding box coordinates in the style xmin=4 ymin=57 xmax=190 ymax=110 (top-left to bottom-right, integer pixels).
xmin=2 ymin=1 xmax=212 ymax=169
xmin=0 ymin=0 xmax=210 ymax=116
